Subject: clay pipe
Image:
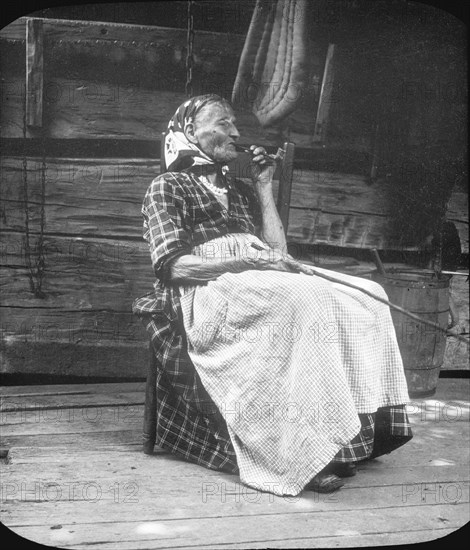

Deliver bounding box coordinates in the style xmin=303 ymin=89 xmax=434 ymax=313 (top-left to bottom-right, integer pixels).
xmin=234 ymin=144 xmax=285 ymax=162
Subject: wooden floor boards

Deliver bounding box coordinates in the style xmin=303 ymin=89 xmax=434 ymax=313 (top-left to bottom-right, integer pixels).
xmin=1 ymin=379 xmax=468 ymax=548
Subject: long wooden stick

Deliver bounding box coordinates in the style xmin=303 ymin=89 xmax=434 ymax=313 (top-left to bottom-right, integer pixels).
xmin=307 ymin=267 xmax=469 ymax=345
xmin=387 ymin=269 xmax=469 ymax=277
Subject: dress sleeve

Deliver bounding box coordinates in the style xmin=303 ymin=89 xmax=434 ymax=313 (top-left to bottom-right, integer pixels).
xmin=142 ymin=174 xmax=192 ymax=282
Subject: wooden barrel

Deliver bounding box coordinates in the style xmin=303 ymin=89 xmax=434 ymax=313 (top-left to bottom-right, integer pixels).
xmin=372 ymin=271 xmax=450 ymax=397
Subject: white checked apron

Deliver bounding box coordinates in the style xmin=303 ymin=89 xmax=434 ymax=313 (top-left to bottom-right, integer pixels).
xmin=179 ymin=233 xmax=410 ymax=496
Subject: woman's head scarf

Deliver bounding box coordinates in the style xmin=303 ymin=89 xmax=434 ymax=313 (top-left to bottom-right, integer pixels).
xmin=164 ymin=94 xmax=231 ymax=172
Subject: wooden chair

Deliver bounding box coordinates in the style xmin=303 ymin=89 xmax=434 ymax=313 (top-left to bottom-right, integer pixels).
xmin=143 ymin=134 xmax=295 ymax=454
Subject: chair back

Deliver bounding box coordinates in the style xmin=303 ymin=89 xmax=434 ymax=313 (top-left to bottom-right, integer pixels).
xmin=160 ymin=132 xmax=167 ymax=172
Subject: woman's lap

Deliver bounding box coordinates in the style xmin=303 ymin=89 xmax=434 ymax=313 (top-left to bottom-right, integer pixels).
xmin=182 ymin=268 xmax=407 ymax=410
xmin=178 ymin=268 xmax=409 ymax=494
xmin=176 ymin=235 xmax=410 ymax=495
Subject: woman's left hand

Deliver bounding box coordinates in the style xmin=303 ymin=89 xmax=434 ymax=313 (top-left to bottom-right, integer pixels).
xmin=249 ymin=145 xmax=277 ymax=185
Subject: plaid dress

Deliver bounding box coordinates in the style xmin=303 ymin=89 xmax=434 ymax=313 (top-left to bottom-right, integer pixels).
xmin=133 ymin=170 xmax=412 ymax=484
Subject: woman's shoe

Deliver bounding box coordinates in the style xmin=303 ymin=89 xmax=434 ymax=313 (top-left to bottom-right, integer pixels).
xmin=329 ymin=463 xmax=357 ymax=478
xmin=305 ymin=472 xmax=345 ymax=493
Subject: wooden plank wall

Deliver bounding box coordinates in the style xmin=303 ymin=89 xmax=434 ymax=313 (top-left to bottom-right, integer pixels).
xmin=1 ymin=158 xmax=158 ymax=377
xmin=0 ymin=16 xmax=468 ymax=377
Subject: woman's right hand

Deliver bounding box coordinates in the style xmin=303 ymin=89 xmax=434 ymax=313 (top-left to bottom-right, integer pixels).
xmin=250 ymin=248 xmax=315 ymax=276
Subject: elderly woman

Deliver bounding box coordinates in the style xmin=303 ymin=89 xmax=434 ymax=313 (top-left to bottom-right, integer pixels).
xmin=133 ymin=94 xmax=412 ymax=496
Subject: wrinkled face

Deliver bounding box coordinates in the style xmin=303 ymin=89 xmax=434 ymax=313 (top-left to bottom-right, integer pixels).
xmin=188 ymin=102 xmax=240 ymax=163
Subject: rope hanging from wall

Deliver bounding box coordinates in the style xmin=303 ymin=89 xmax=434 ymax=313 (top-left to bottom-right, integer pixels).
xmin=22 ymin=85 xmax=47 ymax=298
xmin=185 ymin=0 xmax=195 ymax=97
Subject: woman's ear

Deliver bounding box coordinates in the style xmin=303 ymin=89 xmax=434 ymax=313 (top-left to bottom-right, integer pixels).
xmin=184 ymin=122 xmax=198 ymax=145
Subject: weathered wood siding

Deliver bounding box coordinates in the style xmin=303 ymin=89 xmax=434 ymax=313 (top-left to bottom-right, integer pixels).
xmin=1 ymin=157 xmax=158 ymax=377
xmin=0 ymin=153 xmax=406 ymax=376
xmin=1 ymin=156 xmax=402 ymax=246
xmin=0 ymin=17 xmax=320 ymax=147
xmin=1 ymin=14 xmax=467 ymax=376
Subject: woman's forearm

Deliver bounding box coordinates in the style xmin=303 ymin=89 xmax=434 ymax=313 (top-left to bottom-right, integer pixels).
xmin=169 ymin=254 xmax=251 ymax=283
xmin=255 ymin=183 xmax=287 ymax=252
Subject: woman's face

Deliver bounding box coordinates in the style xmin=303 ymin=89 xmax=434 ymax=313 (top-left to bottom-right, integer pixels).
xmin=188 ymin=102 xmax=240 ymax=163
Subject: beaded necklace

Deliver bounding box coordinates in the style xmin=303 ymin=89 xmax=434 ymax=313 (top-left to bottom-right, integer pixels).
xmin=198 ymin=174 xmax=228 ymax=196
